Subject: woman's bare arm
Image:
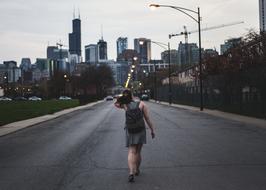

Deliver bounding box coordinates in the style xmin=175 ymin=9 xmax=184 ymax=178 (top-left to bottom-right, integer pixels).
xmin=141 ymin=102 xmax=155 ymax=138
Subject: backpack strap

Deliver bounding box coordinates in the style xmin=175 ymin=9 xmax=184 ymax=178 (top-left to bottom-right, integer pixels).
xmin=125 ymin=101 xmax=134 ymax=110
xmin=126 ymin=101 xmax=141 ymax=111
xmin=136 ymin=101 xmax=140 ymax=108
xmin=136 ymin=101 xmax=143 ymax=114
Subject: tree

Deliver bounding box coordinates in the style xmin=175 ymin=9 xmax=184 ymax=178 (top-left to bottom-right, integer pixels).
xmin=95 ymin=65 xmax=114 ymax=96
xmin=78 ymin=64 xmax=115 ymax=98
xmin=200 ymin=30 xmax=266 ymax=116
xmin=48 ymin=71 xmax=66 ymax=98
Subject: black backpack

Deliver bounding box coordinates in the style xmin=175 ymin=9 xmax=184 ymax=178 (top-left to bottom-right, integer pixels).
xmin=125 ymin=102 xmax=145 ymax=133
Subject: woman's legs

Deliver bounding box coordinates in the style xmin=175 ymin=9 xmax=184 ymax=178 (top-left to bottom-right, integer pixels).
xmin=128 ymin=144 xmax=142 ymax=174
xmin=136 ymin=144 xmax=143 ymax=174
xmin=128 ymin=145 xmax=137 ymax=175
xmin=128 ymin=144 xmax=143 ymax=176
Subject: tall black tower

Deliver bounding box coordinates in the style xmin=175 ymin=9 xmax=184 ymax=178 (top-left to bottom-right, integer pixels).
xmin=69 ymin=16 xmax=81 ymax=57
xmin=97 ymin=39 xmax=107 ymax=60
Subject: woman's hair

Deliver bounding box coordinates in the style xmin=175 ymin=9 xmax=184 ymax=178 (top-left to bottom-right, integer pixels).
xmin=117 ymin=89 xmax=133 ymax=105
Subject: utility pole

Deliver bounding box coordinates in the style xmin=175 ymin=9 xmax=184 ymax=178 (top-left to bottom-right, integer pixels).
xmin=154 ymin=61 xmax=157 ymax=102
xmin=168 ymin=42 xmax=172 ymax=105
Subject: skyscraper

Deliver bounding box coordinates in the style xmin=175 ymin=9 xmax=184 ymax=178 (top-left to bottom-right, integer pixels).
xmin=116 ymin=37 xmax=128 ymax=58
xmin=98 ymin=39 xmax=108 ymax=61
xmin=259 ymin=0 xmax=266 ymax=32
xmin=85 ymin=44 xmax=98 ymax=64
xmin=20 ymin=58 xmax=31 ymax=72
xmin=46 ymin=45 xmax=70 ymax=74
xmin=177 ymin=42 xmax=200 ymax=66
xmin=47 ymin=46 xmax=58 ymax=60
xmin=69 ymin=15 xmax=81 ymax=59
xmin=47 ymin=46 xmax=68 ymax=60
xmin=220 ymin=37 xmax=242 ymax=55
xmin=108 ymin=61 xmax=129 ymax=86
xmin=36 ymin=58 xmax=50 ymax=78
xmin=3 ymin=61 xmax=21 ymax=83
xmin=161 ymin=50 xmax=178 ymax=65
xmin=134 ymin=38 xmax=151 ymax=64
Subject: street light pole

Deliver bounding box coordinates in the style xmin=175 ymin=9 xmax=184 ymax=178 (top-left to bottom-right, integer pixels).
xmin=64 ymin=74 xmax=67 ymax=96
xmin=198 ymin=7 xmax=203 ymax=111
xmin=150 ymin=4 xmax=203 ymax=110
xmin=168 ymin=42 xmax=172 ymax=105
xmin=153 ymin=61 xmax=157 ymax=102
xmin=4 ymin=72 xmax=8 ymax=96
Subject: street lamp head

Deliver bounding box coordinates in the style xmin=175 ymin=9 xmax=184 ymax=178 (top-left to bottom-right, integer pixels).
xmin=149 ymin=4 xmax=160 ymax=10
xmin=133 ymin=56 xmax=138 ymax=61
xmin=139 ymin=41 xmax=144 ymax=45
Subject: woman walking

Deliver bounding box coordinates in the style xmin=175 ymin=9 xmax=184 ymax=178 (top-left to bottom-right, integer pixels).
xmin=114 ymin=89 xmax=155 ymax=183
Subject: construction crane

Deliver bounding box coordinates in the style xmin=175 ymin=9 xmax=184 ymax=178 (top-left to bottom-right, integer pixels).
xmin=169 ymin=21 xmax=244 ymax=66
xmin=56 ymin=41 xmax=67 ymax=60
xmin=56 ymin=40 xmax=67 ymax=49
xmin=169 ymin=21 xmax=244 ymax=43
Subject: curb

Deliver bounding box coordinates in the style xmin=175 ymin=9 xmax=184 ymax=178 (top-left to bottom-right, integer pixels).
xmin=150 ymin=100 xmax=266 ymax=129
xmin=0 ymin=100 xmax=104 ymax=137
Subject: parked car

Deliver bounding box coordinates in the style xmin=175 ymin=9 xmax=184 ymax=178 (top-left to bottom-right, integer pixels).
xmin=28 ymin=96 xmax=42 ymax=101
xmin=105 ymin=96 xmax=114 ymax=101
xmin=140 ymin=94 xmax=149 ymax=101
xmin=0 ymin=96 xmax=12 ymax=101
xmin=59 ymin=96 xmax=72 ymax=100
xmin=14 ymin=96 xmax=27 ymax=101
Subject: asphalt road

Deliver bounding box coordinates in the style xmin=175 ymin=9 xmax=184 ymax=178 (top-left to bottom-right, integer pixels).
xmin=1 ymin=101 xmax=266 ymax=190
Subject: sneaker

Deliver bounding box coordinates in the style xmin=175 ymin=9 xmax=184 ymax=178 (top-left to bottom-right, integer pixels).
xmin=128 ymin=174 xmax=135 ymax=183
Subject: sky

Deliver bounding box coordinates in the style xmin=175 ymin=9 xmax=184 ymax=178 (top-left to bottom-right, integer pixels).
xmin=0 ymin=0 xmax=259 ymax=65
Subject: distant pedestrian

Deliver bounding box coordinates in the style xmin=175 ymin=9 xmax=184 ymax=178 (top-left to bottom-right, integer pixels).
xmin=114 ymin=89 xmax=155 ymax=183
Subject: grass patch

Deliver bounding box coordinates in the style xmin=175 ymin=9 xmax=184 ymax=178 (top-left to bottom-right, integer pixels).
xmin=0 ymin=100 xmax=80 ymax=126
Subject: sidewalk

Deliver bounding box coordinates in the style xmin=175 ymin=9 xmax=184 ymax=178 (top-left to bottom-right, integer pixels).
xmin=0 ymin=100 xmax=104 ymax=137
xmin=152 ymin=100 xmax=266 ymax=129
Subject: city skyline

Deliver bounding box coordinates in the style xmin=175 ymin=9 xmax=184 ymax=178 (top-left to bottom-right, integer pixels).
xmin=0 ymin=0 xmax=259 ymax=64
